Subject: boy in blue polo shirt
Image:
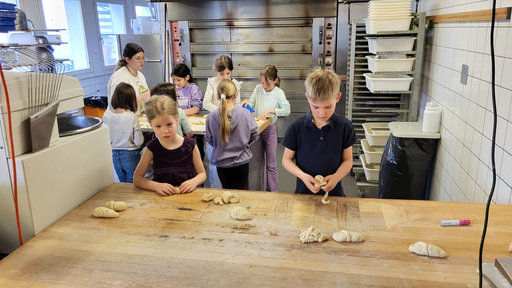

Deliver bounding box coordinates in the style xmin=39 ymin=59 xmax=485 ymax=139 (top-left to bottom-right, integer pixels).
xmin=281 ymin=68 xmax=356 ymax=197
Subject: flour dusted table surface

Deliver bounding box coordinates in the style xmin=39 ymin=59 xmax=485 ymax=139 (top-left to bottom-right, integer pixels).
xmin=0 ymin=183 xmax=509 ymax=287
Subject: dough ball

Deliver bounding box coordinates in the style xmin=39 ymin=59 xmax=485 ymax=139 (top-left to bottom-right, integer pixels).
xmin=299 ymin=226 xmax=328 ymax=243
xmin=214 ymin=197 xmax=224 ymax=206
xmin=105 ymin=200 xmax=127 ymax=211
xmin=230 ymin=207 xmax=252 ymax=220
xmin=222 ymin=191 xmax=240 ymax=204
xmin=333 ymin=230 xmax=364 ymax=242
xmin=409 ymin=241 xmax=446 ymax=258
xmin=202 ymin=193 xmax=214 ymax=202
xmin=203 ymin=114 xmax=208 ymax=119
xmin=93 ymin=207 xmax=119 ymax=218
xmin=509 ymin=243 xmax=512 ymax=252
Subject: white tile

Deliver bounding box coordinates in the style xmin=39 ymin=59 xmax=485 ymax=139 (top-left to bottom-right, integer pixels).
xmin=496 ymin=146 xmax=504 ymax=176
xmin=457 ymin=186 xmax=466 ymax=202
xmin=476 ymin=160 xmax=489 ymax=190
xmin=498 ymin=87 xmax=511 ymax=119
xmin=474 ymin=104 xmax=486 ymax=133
xmin=464 ymin=124 xmax=474 ymax=150
xmin=460 ymin=27 xmax=471 ymax=51
xmin=460 ymin=97 xmax=469 ymax=122
xmin=495 ymin=28 xmax=509 ymax=57
xmin=483 ymin=109 xmax=493 ymax=140
xmin=480 ymin=136 xmax=492 ymax=168
xmin=462 ymin=146 xmax=471 ymax=173
xmin=496 ymin=56 xmax=505 ymax=87
xmin=497 ymin=116 xmax=507 ymax=148
xmin=476 ymin=28 xmax=488 ymax=53
xmin=501 ymin=58 xmax=512 ymax=91
xmin=468 ymin=27 xmax=479 ymax=54
xmin=462 ymin=75 xmax=472 ymax=100
xmin=465 ymin=177 xmax=477 ymax=202
xmin=458 ymin=169 xmax=468 ymax=192
xmin=467 ymin=101 xmax=477 ymax=128
xmin=457 ymin=119 xmax=466 ymax=142
xmin=453 ymin=93 xmax=462 ymax=117
xmin=473 ymin=53 xmax=484 ymax=79
xmin=469 ymin=77 xmax=480 ymax=104
xmin=469 ymin=152 xmax=479 ymax=180
xmin=505 ymin=26 xmax=512 ymax=58
xmin=453 ymin=162 xmax=462 ymax=188
xmin=504 ymin=121 xmax=512 ymax=153
xmin=501 ymin=151 xmax=512 ymax=186
xmin=474 ymin=183 xmax=486 ymax=203
xmin=472 ymin=131 xmax=483 ymax=158
xmin=481 ymin=54 xmax=491 ymax=83
xmin=497 ymin=178 xmax=511 ymax=204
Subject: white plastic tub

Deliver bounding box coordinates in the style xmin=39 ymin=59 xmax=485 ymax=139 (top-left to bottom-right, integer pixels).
xmin=359 ymin=154 xmax=380 ymax=181
xmin=365 ymin=17 xmax=412 ymax=34
xmin=361 ymin=138 xmax=384 ymax=164
xmin=366 ymin=37 xmax=416 ymax=53
xmin=366 ymin=55 xmax=415 ymax=72
xmin=363 ymin=73 xmax=413 ymax=92
xmin=362 ymin=122 xmax=390 ymax=146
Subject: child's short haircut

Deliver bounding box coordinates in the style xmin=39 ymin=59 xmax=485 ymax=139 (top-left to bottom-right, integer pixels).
xmin=304 ymin=68 xmax=341 ymax=102
xmin=145 ymin=95 xmax=179 ymax=124
xmin=150 ymin=82 xmax=177 ymax=102
xmin=112 ymin=82 xmax=137 ymax=112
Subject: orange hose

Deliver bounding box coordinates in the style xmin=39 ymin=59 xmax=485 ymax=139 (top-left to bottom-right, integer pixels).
xmin=0 ymin=60 xmax=24 ymax=246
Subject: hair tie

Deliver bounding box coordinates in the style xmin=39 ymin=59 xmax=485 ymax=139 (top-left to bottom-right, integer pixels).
xmin=220 ymin=94 xmax=226 ymax=99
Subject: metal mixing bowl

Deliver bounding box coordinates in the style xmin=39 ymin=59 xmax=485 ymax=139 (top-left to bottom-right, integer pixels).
xmin=57 ymin=116 xmax=103 ymax=137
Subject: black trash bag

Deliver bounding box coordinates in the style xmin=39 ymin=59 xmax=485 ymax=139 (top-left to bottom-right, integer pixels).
xmin=379 ymin=135 xmax=438 ymax=200
xmin=84 ymin=96 xmax=108 ymax=108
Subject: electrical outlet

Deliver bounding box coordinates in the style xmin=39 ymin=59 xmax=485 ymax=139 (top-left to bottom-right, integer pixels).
xmin=461 ymin=64 xmax=469 ymax=85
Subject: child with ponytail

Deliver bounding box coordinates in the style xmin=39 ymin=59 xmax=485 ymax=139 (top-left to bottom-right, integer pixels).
xmin=205 ymin=79 xmax=259 ymax=190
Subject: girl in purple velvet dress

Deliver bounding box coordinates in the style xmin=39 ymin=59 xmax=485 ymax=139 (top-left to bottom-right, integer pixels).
xmin=133 ymin=96 xmax=206 ymax=196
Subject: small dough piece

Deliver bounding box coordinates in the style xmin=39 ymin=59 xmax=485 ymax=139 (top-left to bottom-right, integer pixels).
xmin=93 ymin=207 xmax=119 ymax=218
xmin=333 ymin=230 xmax=364 ymax=242
xmin=314 ymin=175 xmax=327 ymax=187
xmin=509 ymin=243 xmax=512 ymax=252
xmin=299 ymin=226 xmax=328 ymax=243
xmin=222 ymin=191 xmax=240 ymax=204
xmin=409 ymin=241 xmax=446 ymax=258
xmin=202 ymin=193 xmax=214 ymax=202
xmin=199 ymin=119 xmax=206 ymax=125
xmin=174 ymin=187 xmax=180 ymax=193
xmin=105 ymin=200 xmax=127 ymax=211
xmin=230 ymin=207 xmax=252 ymax=220
xmin=214 ymin=197 xmax=224 ymax=206
xmin=203 ymin=114 xmax=208 ymax=119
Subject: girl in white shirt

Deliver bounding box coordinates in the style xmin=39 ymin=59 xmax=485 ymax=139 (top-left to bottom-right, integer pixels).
xmin=241 ymin=65 xmax=291 ymax=192
xmin=203 ymin=55 xmax=243 ymax=111
xmin=103 ymin=82 xmax=144 ymax=183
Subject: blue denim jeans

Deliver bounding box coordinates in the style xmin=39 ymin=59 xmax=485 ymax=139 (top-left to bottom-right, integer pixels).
xmin=112 ymin=149 xmax=141 ymax=183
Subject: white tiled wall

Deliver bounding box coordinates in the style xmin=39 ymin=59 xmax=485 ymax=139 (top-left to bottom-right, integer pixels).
xmin=418 ymin=0 xmax=512 ymax=204
xmin=78 ymin=75 xmax=111 ymax=98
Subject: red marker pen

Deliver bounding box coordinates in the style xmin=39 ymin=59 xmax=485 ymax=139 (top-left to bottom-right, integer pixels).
xmin=440 ymin=220 xmax=471 ymax=226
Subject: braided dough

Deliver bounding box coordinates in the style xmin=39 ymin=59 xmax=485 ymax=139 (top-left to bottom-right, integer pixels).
xmin=409 ymin=241 xmax=446 ymax=258
xmin=299 ymin=226 xmax=328 ymax=243
xmin=230 ymin=207 xmax=252 ymax=220
xmin=213 ymin=197 xmax=224 ymax=206
xmin=333 ymin=230 xmax=364 ymax=242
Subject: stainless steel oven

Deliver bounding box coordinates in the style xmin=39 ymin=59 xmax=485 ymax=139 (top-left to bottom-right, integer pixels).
xmin=153 ymin=0 xmax=354 ymax=191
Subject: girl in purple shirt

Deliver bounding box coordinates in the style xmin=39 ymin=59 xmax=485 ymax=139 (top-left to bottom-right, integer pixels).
xmin=205 ymin=79 xmax=259 ymax=190
xmin=171 ymin=63 xmax=203 ymax=116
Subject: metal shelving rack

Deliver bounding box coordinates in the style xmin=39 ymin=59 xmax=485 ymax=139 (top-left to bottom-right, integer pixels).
xmin=346 ymin=12 xmax=427 ymax=197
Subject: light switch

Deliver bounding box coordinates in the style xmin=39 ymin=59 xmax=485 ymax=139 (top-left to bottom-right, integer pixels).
xmin=325 ymin=30 xmax=334 ymax=39
xmin=325 ymin=57 xmax=333 ymax=65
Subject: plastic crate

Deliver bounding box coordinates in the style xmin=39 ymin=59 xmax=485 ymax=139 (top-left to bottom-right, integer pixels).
xmin=0 ymin=19 xmax=14 ymax=25
xmin=363 ymin=73 xmax=413 ymax=93
xmin=366 ymin=37 xmax=416 ymax=53
xmin=361 ymin=138 xmax=384 ymax=164
xmin=366 ymin=55 xmax=415 ymax=72
xmin=0 ymin=24 xmax=15 ymax=31
xmin=365 ymin=17 xmax=412 ymax=34
xmin=359 ymin=154 xmax=380 ymax=181
xmin=0 ymin=10 xmax=16 ymax=19
xmin=362 ymin=122 xmax=390 ymax=146
xmin=0 ymin=2 xmax=16 ymax=11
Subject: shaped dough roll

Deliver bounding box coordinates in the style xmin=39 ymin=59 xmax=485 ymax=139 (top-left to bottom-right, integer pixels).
xmin=93 ymin=207 xmax=119 ymax=218
xmin=230 ymin=207 xmax=252 ymax=220
xmin=202 ymin=193 xmax=214 ymax=202
xmin=299 ymin=226 xmax=329 ymax=243
xmin=222 ymin=191 xmax=240 ymax=204
xmin=214 ymin=197 xmax=224 ymax=206
xmin=105 ymin=200 xmax=127 ymax=211
xmin=409 ymin=241 xmax=446 ymax=258
xmin=333 ymin=230 xmax=364 ymax=242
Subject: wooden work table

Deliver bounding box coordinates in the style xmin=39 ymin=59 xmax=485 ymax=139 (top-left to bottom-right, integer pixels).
xmin=0 ymin=183 xmax=510 ymax=287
